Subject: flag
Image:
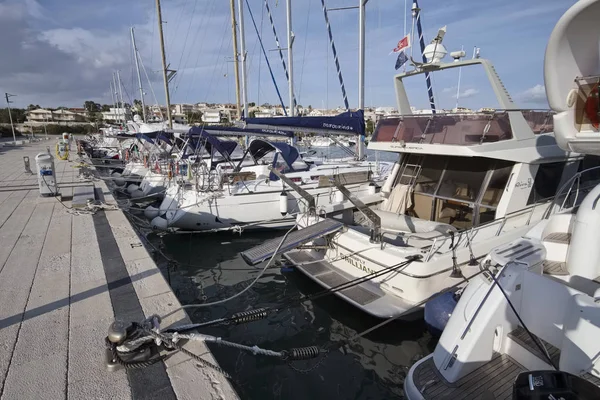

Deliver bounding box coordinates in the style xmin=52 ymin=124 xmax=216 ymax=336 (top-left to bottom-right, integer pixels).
xmin=393 ymin=35 xmax=410 ymax=53
xmin=395 ymin=51 xmax=409 ymax=70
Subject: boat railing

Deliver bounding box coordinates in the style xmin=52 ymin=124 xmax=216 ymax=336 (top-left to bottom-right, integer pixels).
xmin=544 ymin=166 xmax=600 ymax=219
xmin=371 ymin=109 xmax=553 ymax=146
xmin=422 ymin=201 xmax=551 ymax=262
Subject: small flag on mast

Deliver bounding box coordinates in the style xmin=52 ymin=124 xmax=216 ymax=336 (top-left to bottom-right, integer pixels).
xmin=392 ymin=35 xmax=411 ymax=53
xmin=395 ymin=51 xmax=409 ymax=70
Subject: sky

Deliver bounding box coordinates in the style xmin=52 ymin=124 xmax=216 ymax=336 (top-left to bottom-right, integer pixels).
xmin=0 ymin=0 xmax=575 ymax=110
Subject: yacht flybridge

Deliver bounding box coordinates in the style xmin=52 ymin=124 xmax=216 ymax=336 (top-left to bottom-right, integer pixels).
xmin=256 ymin=52 xmax=599 ymax=320
xmin=405 ymin=0 xmax=600 ymax=398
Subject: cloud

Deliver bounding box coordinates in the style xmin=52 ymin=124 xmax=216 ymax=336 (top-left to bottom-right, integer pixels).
xmin=517 ymin=84 xmax=547 ymax=104
xmin=0 ymin=0 xmax=138 ymax=107
xmin=460 ymin=88 xmax=479 ymax=98
xmin=441 ymin=87 xmax=479 ymax=98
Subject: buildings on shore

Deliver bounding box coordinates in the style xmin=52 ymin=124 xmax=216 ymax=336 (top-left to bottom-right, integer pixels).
xmin=24 ymin=101 xmax=477 ymax=129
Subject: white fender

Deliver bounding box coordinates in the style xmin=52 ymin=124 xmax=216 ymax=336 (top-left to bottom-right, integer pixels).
xmin=150 ymin=216 xmax=169 ymax=231
xmin=279 ymin=191 xmax=288 ymax=216
xmin=144 ymin=205 xmax=160 ymax=219
xmin=126 ymin=184 xmax=140 ymax=194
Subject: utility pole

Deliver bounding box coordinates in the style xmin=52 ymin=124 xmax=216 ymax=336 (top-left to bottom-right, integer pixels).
xmin=116 ymin=70 xmax=126 ymax=126
xmin=237 ymin=0 xmax=248 ymax=119
xmin=5 ymin=93 xmax=16 ymax=145
xmin=286 ymin=0 xmax=295 ymax=116
xmin=358 ymin=0 xmax=368 ymax=160
xmin=131 ymin=27 xmax=147 ymax=122
xmin=156 ymin=0 xmax=173 ymax=129
xmin=229 ymin=0 xmax=242 ymax=120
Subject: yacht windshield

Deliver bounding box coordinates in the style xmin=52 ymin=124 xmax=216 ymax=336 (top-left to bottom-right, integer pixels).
xmin=398 ymin=155 xmax=514 ymax=229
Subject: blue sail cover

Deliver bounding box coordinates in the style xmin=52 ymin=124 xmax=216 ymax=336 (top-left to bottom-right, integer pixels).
xmin=246 ymin=139 xmax=300 ymax=181
xmin=204 ymin=125 xmax=293 ymax=138
xmin=187 ymin=127 xmax=238 ymax=158
xmin=244 ymin=109 xmax=365 ymax=136
xmin=135 ymin=133 xmax=155 ymax=144
xmin=133 ymin=130 xmax=175 ymax=145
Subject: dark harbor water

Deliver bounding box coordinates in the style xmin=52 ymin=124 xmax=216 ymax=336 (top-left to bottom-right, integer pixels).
xmin=143 ymin=229 xmax=436 ymax=400
xmin=124 ymin=147 xmax=436 ymax=399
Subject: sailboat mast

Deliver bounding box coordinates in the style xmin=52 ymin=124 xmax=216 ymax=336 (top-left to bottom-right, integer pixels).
xmin=229 ymin=0 xmax=242 ymax=120
xmin=237 ymin=0 xmax=249 ymax=119
xmin=286 ymin=0 xmax=295 ymax=117
xmin=156 ymin=0 xmax=173 ymax=128
xmin=109 ymin=79 xmax=116 ymax=123
xmin=358 ymin=0 xmax=367 ymax=160
xmin=111 ymin=72 xmax=120 ymax=124
xmin=131 ymin=27 xmax=147 ymax=122
xmin=116 ymin=70 xmax=125 ymax=124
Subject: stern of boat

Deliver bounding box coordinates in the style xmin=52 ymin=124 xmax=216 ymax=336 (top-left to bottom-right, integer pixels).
xmin=403 ymin=354 xmax=430 ymax=400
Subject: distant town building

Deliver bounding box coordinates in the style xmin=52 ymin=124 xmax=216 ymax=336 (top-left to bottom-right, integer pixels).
xmin=26 ymin=108 xmax=88 ymax=125
xmin=102 ymin=107 xmax=131 ymax=123
xmin=171 ymin=104 xmax=194 ymax=115
xmin=26 ymin=109 xmax=53 ymax=123
xmin=172 ymin=114 xmax=188 ymax=124
xmin=202 ymin=110 xmax=223 ymax=124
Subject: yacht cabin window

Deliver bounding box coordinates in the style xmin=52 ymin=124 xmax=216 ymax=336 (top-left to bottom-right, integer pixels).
xmin=526 ymin=162 xmax=564 ymax=205
xmin=397 ymin=155 xmax=515 ymax=229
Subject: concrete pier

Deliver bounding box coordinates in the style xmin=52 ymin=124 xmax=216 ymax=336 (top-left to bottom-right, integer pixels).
xmin=0 ymin=140 xmax=237 ymax=400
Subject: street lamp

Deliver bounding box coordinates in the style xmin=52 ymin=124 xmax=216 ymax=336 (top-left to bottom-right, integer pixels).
xmin=5 ymin=93 xmax=17 ymax=145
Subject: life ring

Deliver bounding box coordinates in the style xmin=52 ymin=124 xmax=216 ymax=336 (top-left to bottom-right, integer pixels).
xmin=585 ymin=83 xmax=600 ymax=129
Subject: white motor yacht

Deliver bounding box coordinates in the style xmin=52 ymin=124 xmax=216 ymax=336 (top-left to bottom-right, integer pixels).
xmin=405 ymin=1 xmax=600 ymax=398
xmin=276 ymin=53 xmax=596 ymax=320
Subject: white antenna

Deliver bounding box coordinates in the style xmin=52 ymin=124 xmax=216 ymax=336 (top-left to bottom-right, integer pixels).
xmin=455 ymin=45 xmax=465 ymax=109
xmin=403 ymin=0 xmax=407 ymax=72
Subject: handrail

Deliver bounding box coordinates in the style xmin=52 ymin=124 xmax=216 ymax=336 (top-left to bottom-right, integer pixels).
xmin=424 ymin=201 xmax=550 ymax=261
xmin=544 ymin=165 xmax=600 ymax=219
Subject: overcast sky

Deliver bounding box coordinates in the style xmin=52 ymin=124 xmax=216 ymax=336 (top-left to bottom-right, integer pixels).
xmin=0 ymin=0 xmax=573 ymax=110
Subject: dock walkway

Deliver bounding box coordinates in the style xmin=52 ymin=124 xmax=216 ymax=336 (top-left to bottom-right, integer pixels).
xmin=0 ymin=140 xmax=237 ymax=400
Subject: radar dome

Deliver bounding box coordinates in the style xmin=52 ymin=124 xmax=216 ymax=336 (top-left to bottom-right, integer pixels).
xmin=423 ymin=43 xmax=447 ymax=63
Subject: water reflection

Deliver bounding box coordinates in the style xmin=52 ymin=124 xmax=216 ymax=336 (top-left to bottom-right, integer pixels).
xmin=150 ymin=229 xmax=435 ymax=399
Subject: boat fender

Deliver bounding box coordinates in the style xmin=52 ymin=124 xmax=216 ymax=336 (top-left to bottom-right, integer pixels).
xmin=126 ymin=184 xmax=140 ymax=194
xmin=424 ymin=291 xmax=459 ymax=336
xmin=130 ymin=190 xmax=144 ymax=199
xmin=368 ymin=182 xmax=377 ymax=195
xmin=150 ymin=216 xmax=169 ymax=231
xmin=144 ymin=205 xmax=160 ymax=220
xmin=566 ymin=88 xmax=578 ymax=108
xmin=280 ymin=191 xmax=288 ymax=216
xmin=335 ymin=190 xmax=345 ymax=203
xmin=111 ymin=172 xmax=126 ymax=187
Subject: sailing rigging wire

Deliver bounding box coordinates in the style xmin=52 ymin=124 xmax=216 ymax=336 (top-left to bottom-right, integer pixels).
xmin=202 ymin=19 xmax=232 ymax=103
xmin=320 ymin=0 xmax=349 ymax=110
xmin=297 ymin=0 xmax=312 ymax=105
xmin=257 ymin=2 xmax=265 ymax=107
xmin=171 ymin=0 xmax=199 ymax=96
xmin=245 ymin=0 xmax=288 ymax=114
xmin=166 ymin=0 xmax=190 ymax=63
xmin=264 ymin=0 xmax=297 ymax=110
xmin=139 ymin=55 xmax=164 ymax=120
xmin=184 ymin=0 xmax=218 ymax=103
